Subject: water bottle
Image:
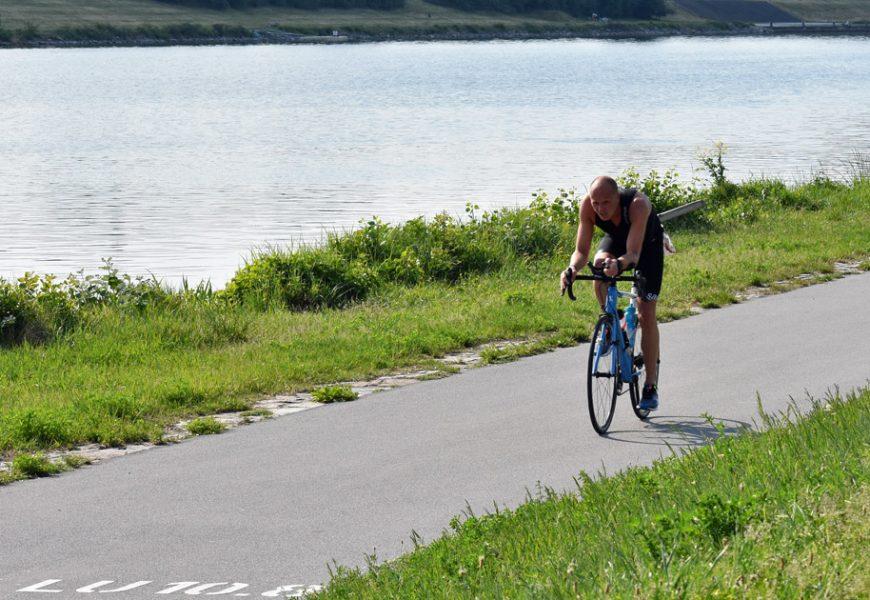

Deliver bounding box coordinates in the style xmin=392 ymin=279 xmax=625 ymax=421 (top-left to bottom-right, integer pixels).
xmin=624 ymin=302 xmax=638 ymax=349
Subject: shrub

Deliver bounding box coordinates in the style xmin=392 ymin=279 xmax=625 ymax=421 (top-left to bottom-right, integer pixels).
xmin=224 ymin=248 xmax=377 ymax=311
xmin=618 ymin=167 xmax=698 ymax=214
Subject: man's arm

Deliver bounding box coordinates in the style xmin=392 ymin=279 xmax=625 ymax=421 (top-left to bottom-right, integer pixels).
xmin=619 ymin=192 xmax=651 ymax=271
xmin=561 ymin=195 xmax=595 ymax=290
xmin=603 ymin=192 xmax=651 ymax=276
xmin=570 ymin=196 xmax=597 ymax=268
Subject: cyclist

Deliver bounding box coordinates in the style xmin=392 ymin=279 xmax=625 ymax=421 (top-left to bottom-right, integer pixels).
xmin=560 ymin=175 xmax=664 ymax=411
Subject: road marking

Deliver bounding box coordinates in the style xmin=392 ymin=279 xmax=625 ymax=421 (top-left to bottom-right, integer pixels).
xmin=100 ymin=581 xmax=152 ymax=593
xmin=156 ymin=582 xmax=201 ymax=594
xmin=203 ymin=583 xmax=249 ymax=595
xmin=16 ymin=580 xmax=322 ymax=597
xmin=261 ymin=585 xmax=320 ymax=598
xmin=75 ymin=581 xmax=114 ymax=593
xmin=183 ymin=582 xmax=229 ymax=595
xmin=17 ymin=580 xmax=63 ymax=593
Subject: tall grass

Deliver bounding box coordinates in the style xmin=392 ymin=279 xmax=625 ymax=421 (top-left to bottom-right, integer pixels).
xmin=311 ymin=387 xmax=870 ymax=598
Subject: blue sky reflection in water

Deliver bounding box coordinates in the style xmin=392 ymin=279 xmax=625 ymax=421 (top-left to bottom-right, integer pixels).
xmin=1 ymin=36 xmax=868 ymax=286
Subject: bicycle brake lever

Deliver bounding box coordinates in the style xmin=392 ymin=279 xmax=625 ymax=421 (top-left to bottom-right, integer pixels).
xmin=563 ymin=268 xmax=577 ymax=301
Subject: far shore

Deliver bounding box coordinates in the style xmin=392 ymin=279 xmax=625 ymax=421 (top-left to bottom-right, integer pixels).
xmin=3 ymin=21 xmax=869 ymax=50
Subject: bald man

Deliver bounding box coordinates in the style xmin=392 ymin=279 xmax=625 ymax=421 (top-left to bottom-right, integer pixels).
xmin=560 ymin=176 xmax=664 ymax=410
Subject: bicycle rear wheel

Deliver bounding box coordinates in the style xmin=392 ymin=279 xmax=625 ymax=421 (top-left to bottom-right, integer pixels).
xmin=587 ymin=315 xmax=618 ymax=434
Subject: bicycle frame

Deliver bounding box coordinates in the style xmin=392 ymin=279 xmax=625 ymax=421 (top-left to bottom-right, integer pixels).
xmin=592 ymin=282 xmax=642 ymax=384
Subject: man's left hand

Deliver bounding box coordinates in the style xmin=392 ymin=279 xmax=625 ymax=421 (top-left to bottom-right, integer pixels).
xmin=603 ymin=257 xmax=619 ymax=277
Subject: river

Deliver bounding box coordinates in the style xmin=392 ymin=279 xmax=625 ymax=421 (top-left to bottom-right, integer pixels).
xmin=2 ymin=36 xmax=868 ymax=286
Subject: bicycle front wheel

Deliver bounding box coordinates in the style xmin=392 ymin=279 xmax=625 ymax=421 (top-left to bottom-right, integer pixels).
xmin=587 ymin=315 xmax=618 ymax=434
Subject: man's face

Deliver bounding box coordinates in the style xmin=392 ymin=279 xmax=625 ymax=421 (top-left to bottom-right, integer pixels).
xmin=590 ymin=188 xmax=618 ymax=221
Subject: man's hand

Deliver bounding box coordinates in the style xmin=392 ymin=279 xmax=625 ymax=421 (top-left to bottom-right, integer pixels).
xmin=560 ymin=266 xmax=575 ymax=295
xmin=603 ymin=257 xmax=619 ymax=277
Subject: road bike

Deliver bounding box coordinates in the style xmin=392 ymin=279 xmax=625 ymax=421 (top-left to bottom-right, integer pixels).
xmin=564 ymin=263 xmax=649 ymax=434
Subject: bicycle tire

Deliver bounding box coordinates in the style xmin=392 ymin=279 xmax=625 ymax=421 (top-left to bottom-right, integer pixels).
xmin=630 ymin=351 xmax=649 ymax=421
xmin=587 ymin=315 xmax=618 ymax=434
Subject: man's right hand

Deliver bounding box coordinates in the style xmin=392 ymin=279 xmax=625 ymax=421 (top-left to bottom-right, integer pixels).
xmin=560 ymin=266 xmax=575 ymax=295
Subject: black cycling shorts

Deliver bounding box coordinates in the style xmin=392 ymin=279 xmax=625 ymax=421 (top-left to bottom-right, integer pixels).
xmin=597 ymin=235 xmax=664 ymax=302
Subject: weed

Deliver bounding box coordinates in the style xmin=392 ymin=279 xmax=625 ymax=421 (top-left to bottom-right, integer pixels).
xmin=12 ymin=453 xmax=63 ymax=478
xmin=186 ymin=417 xmax=225 ymax=435
xmin=311 ymin=385 xmax=359 ymax=403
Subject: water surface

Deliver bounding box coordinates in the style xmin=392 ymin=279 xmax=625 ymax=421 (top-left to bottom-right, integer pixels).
xmin=2 ymin=36 xmax=868 ymax=286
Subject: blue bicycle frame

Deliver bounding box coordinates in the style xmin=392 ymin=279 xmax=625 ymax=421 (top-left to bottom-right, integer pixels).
xmin=592 ymin=283 xmax=641 ymax=384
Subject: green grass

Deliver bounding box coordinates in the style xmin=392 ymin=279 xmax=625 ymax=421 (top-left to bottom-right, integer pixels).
xmin=0 ymin=0 xmax=865 ymax=45
xmin=185 ymin=416 xmax=226 ymax=435
xmin=0 ymin=451 xmax=92 ymax=484
xmin=310 ymin=386 xmax=870 ymax=598
xmin=0 ymin=0 xmax=741 ymax=44
xmin=312 ymin=385 xmax=360 ymax=403
xmin=773 ymin=1 xmax=870 ymax=21
xmin=0 ymin=172 xmax=867 ymax=462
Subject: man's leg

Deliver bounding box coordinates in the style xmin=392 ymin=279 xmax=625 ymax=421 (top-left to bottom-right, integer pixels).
xmin=637 ymin=298 xmax=659 ymax=387
xmin=592 ymin=251 xmax=614 ymax=310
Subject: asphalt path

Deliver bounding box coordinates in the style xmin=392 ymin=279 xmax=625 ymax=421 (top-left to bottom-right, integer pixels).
xmin=3 ymin=273 xmax=869 ymax=599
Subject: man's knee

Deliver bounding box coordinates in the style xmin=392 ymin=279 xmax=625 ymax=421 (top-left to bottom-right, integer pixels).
xmin=637 ymin=299 xmax=657 ymax=327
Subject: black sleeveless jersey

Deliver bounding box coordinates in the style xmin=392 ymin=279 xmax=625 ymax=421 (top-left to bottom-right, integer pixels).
xmin=594 ymin=187 xmax=663 ymax=248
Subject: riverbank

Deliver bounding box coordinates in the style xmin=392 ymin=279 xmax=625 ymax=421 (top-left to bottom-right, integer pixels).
xmin=2 ymin=0 xmax=868 ymax=49
xmin=3 ymin=20 xmax=869 ymax=49
xmin=1 ymin=160 xmax=868 ymax=482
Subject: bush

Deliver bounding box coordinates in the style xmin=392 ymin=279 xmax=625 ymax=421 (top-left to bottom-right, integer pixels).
xmin=0 ymin=260 xmax=198 ymax=347
xmin=223 ymin=200 xmax=573 ymax=310
xmin=224 ymin=249 xmax=377 ymax=311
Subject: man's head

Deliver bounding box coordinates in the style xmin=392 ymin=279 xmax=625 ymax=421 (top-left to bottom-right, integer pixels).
xmin=589 ymin=176 xmax=619 ymax=221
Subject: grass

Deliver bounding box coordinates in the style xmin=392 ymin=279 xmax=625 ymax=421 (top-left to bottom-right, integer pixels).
xmin=0 ymin=0 xmax=865 ymax=45
xmin=309 ymin=386 xmax=870 ymax=598
xmin=0 ymin=168 xmax=867 ymax=463
xmin=773 ymin=1 xmax=870 ymax=21
xmin=0 ymin=451 xmax=91 ymax=485
xmin=186 ymin=416 xmax=226 ymax=435
xmin=312 ymin=385 xmax=360 ymax=403
xmin=0 ymin=0 xmax=747 ymax=44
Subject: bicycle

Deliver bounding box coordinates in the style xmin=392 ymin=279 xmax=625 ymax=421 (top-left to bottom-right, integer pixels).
xmin=564 ymin=262 xmax=649 ymax=434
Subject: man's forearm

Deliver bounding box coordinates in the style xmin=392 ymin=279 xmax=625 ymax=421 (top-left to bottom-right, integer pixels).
xmin=617 ymin=253 xmax=639 ymax=272
xmin=569 ymin=250 xmax=587 ymax=271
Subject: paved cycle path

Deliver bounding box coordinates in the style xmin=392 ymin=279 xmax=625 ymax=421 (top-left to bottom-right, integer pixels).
xmin=3 ymin=273 xmax=869 ymax=598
